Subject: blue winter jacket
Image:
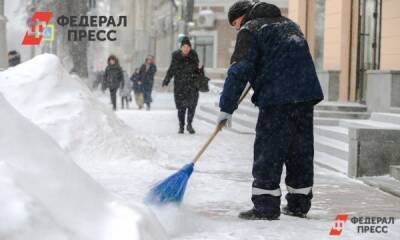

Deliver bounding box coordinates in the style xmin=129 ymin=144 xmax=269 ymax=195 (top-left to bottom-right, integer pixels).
xmin=220 ymin=2 xmax=324 ymax=114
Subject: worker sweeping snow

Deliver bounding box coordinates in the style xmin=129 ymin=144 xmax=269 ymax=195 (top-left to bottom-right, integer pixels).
xmin=217 ymin=1 xmax=324 ymax=220
xmin=145 ymin=0 xmax=324 ymax=219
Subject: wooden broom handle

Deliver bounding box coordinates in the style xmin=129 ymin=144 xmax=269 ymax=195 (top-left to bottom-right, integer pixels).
xmin=192 ymin=85 xmax=252 ymax=164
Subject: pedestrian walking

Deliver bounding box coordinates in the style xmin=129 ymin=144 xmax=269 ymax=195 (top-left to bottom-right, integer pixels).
xmin=120 ymin=70 xmax=132 ymax=109
xmin=131 ymin=68 xmax=145 ymax=110
xmin=93 ymin=70 xmax=105 ymax=90
xmin=8 ymin=50 xmax=21 ymax=67
xmin=104 ymin=55 xmax=123 ymax=111
xmin=218 ymin=1 xmax=324 ymax=220
xmin=139 ymin=56 xmax=157 ymax=111
xmin=162 ymin=37 xmax=201 ymax=134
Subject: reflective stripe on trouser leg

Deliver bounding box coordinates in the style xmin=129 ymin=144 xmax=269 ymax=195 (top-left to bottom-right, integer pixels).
xmin=252 ymin=187 xmax=282 ymax=197
xmin=286 ymin=185 xmax=312 ymax=195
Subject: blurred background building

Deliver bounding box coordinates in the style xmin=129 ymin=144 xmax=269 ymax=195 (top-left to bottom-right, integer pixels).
xmin=153 ymin=0 xmax=288 ymax=78
xmin=3 ymin=0 xmax=156 ymax=77
xmin=2 ymin=0 xmax=399 ymax=112
xmin=289 ymin=0 xmax=400 ymax=112
xmin=0 ymin=0 xmax=7 ymax=69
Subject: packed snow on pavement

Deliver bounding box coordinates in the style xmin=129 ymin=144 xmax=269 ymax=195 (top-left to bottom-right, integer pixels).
xmin=0 ymin=54 xmax=399 ymax=240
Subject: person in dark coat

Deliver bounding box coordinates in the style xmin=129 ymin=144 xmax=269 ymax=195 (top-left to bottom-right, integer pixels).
xmin=93 ymin=70 xmax=105 ymax=90
xmin=130 ymin=68 xmax=145 ymax=109
xmin=139 ymin=56 xmax=157 ymax=111
xmin=8 ymin=50 xmax=21 ymax=67
xmin=218 ymin=1 xmax=324 ymax=220
xmin=104 ymin=55 xmax=124 ymax=111
xmin=162 ymin=37 xmax=200 ymax=134
xmin=120 ymin=70 xmax=132 ymax=109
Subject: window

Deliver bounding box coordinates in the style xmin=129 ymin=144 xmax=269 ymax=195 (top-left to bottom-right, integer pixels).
xmin=194 ymin=36 xmax=214 ymax=68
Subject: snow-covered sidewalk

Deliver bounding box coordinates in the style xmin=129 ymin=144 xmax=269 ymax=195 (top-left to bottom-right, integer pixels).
xmin=89 ymin=91 xmax=400 ymax=240
xmin=1 ymin=54 xmax=398 ymax=239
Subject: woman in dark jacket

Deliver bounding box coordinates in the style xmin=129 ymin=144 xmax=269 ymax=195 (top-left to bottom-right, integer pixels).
xmin=104 ymin=55 xmax=124 ymax=111
xmin=139 ymin=56 xmax=157 ymax=111
xmin=163 ymin=37 xmax=200 ymax=134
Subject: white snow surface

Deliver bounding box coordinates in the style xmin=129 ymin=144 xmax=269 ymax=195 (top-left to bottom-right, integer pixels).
xmin=0 ymin=94 xmax=166 ymax=240
xmin=0 ymin=54 xmax=156 ymax=163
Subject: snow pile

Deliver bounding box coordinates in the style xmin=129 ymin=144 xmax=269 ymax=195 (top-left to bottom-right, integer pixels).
xmin=0 ymin=94 xmax=166 ymax=240
xmin=0 ymin=54 xmax=155 ymax=163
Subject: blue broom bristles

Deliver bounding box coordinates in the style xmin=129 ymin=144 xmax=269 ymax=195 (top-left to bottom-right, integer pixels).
xmin=145 ymin=163 xmax=194 ymax=205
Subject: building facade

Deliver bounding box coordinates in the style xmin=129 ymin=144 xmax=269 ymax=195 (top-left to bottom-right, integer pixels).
xmin=91 ymin=0 xmax=156 ymax=73
xmin=289 ymin=0 xmax=400 ymax=112
xmin=154 ymin=0 xmax=288 ymax=75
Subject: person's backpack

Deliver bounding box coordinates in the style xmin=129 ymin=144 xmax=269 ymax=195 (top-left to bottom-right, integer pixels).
xmin=196 ymin=66 xmax=210 ymax=92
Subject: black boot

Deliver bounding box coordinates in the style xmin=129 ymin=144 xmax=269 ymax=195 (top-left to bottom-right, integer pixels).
xmin=238 ymin=208 xmax=280 ymax=221
xmin=186 ymin=124 xmax=195 ymax=134
xmin=281 ymin=206 xmax=307 ymax=218
xmin=178 ymin=125 xmax=184 ymax=134
xmin=283 ymin=192 xmax=312 ymax=218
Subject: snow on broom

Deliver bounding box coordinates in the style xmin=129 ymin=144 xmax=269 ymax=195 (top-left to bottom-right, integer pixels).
xmin=145 ymin=86 xmax=251 ymax=205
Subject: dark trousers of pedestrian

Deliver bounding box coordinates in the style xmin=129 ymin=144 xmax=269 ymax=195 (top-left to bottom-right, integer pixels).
xmin=144 ymin=90 xmax=152 ymax=111
xmin=121 ymin=96 xmax=129 ymax=109
xmin=252 ymin=102 xmax=314 ymax=217
xmin=109 ymin=88 xmax=118 ymax=111
xmin=178 ymin=106 xmax=196 ymax=128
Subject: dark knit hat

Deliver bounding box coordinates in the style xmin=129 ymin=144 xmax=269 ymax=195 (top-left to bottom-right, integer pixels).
xmin=180 ymin=36 xmax=192 ymax=47
xmin=228 ymin=0 xmax=253 ymax=25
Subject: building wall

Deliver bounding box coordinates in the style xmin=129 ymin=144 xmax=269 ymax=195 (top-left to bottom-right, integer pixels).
xmin=288 ymin=0 xmax=307 ymax=33
xmin=289 ymin=0 xmax=353 ymax=101
xmin=380 ymin=0 xmax=400 ymax=70
xmin=155 ymin=34 xmax=177 ymax=68
xmin=291 ymin=0 xmax=350 ymax=72
xmin=323 ymin=0 xmax=343 ymax=71
xmin=193 ymin=2 xmax=288 ymax=70
xmin=287 ymin=0 xmax=324 ymax=66
xmin=289 ymin=0 xmax=400 ymax=103
xmin=215 ymin=19 xmax=236 ymax=68
xmin=193 ymin=5 xmax=236 ymax=69
xmin=0 ymin=0 xmax=7 ymax=69
xmin=153 ymin=0 xmax=179 ymax=68
xmin=324 ymin=0 xmax=352 ymax=101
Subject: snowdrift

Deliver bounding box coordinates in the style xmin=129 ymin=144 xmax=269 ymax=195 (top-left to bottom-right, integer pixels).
xmin=0 ymin=94 xmax=166 ymax=240
xmin=0 ymin=54 xmax=155 ymax=163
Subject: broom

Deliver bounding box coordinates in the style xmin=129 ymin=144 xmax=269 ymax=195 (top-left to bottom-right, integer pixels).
xmin=145 ymin=86 xmax=252 ymax=205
